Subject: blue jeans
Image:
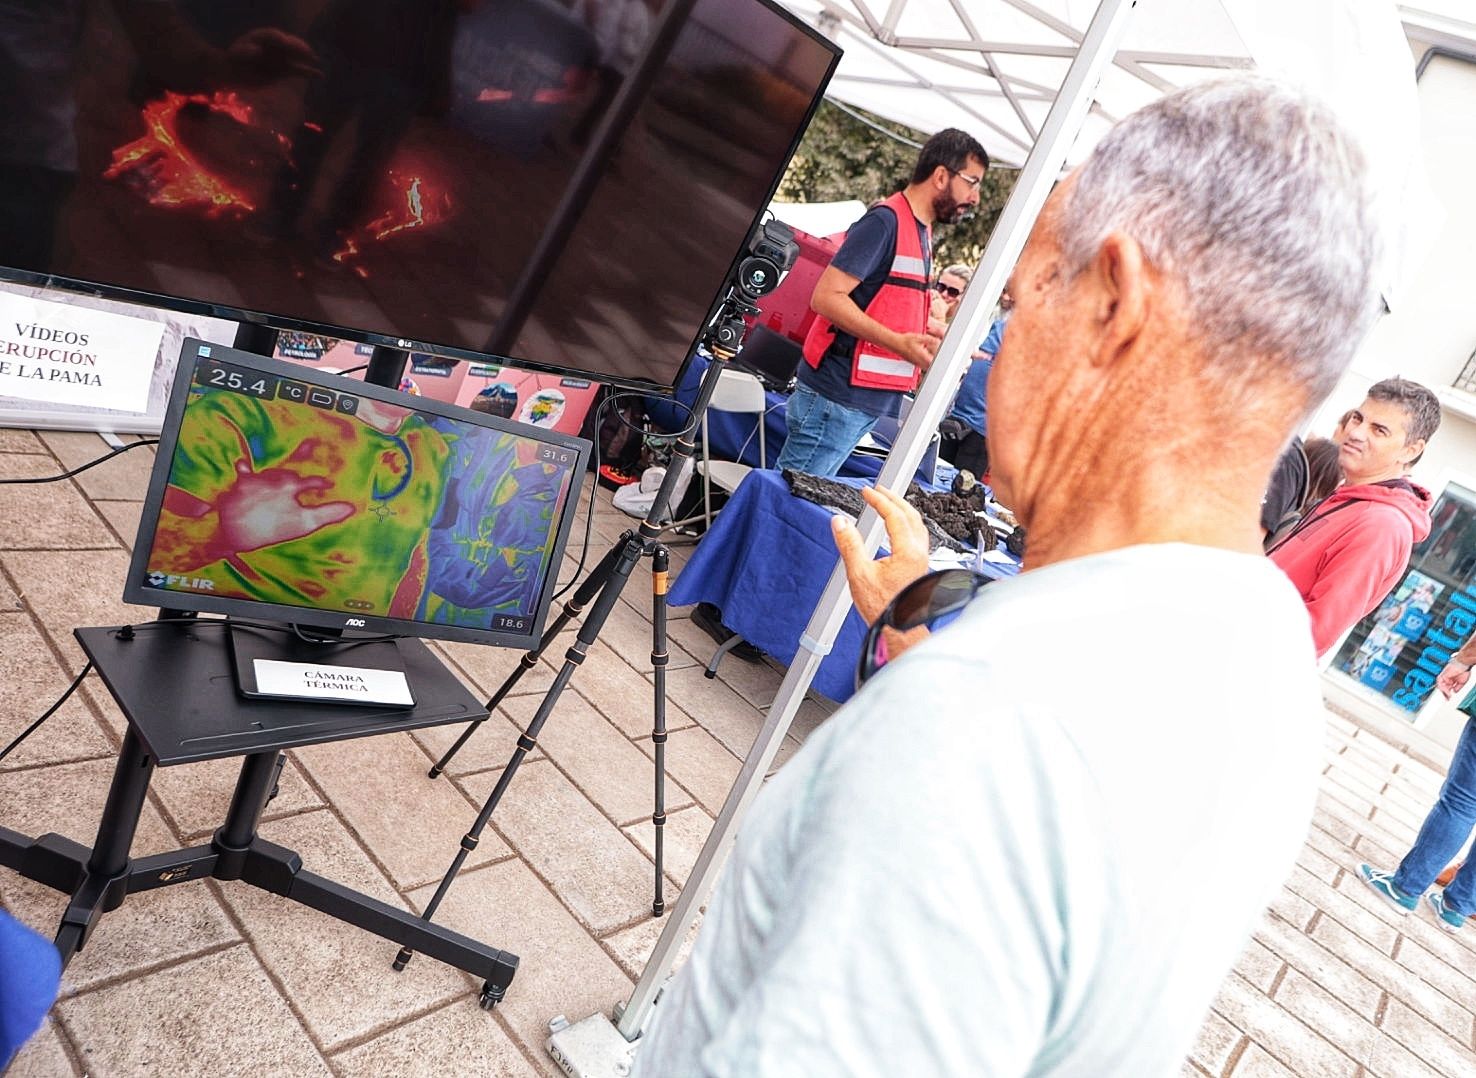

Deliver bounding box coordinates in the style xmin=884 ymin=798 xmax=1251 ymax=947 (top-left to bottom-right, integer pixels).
xmin=1394 ymin=715 xmax=1476 ymax=913
xmin=776 ymin=384 xmax=879 ymax=477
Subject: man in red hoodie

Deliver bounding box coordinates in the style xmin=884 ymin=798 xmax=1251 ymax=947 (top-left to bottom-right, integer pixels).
xmin=1269 ymin=377 xmax=1439 ymax=655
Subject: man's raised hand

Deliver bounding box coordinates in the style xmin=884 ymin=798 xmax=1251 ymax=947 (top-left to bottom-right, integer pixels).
xmin=830 ymin=485 xmax=931 ymax=626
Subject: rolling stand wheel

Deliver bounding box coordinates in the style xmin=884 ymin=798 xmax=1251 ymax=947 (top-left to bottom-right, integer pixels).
xmin=479 ymin=980 xmax=506 ymax=1010
xmin=392 ymin=945 xmax=413 ymax=972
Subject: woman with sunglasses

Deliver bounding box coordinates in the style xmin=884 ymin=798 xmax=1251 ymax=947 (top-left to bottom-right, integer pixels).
xmin=930 ymin=263 xmax=973 ymax=323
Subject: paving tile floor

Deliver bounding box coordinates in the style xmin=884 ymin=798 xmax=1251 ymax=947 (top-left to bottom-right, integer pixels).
xmin=2 ymin=429 xmax=1475 ymax=1076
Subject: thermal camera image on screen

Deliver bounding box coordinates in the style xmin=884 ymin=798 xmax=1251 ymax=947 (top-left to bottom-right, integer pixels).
xmin=141 ymin=360 xmax=576 ymax=634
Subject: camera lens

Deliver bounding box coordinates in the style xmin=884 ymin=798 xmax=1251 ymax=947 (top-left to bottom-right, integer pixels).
xmin=737 ymin=255 xmax=780 ymax=298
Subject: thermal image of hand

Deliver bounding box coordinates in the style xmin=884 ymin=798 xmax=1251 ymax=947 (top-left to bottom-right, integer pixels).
xmin=162 ymin=459 xmax=356 ymax=570
xmin=831 ymin=485 xmax=931 ymax=626
xmin=216 ymin=462 xmax=355 ymax=552
xmin=172 ymin=457 xmax=351 ymax=558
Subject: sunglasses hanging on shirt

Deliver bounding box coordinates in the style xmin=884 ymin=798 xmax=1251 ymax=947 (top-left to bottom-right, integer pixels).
xmin=856 ymin=569 xmax=995 ymax=690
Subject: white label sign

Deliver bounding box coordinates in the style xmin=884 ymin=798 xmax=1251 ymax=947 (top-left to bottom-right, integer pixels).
xmin=253 ymin=659 xmax=414 ymax=706
xmin=0 ymin=292 xmax=166 ymax=414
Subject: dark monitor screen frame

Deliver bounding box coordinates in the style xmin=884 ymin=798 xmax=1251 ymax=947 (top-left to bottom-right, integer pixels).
xmin=123 ymin=339 xmax=591 ymax=650
xmin=0 ymin=0 xmax=841 ymax=395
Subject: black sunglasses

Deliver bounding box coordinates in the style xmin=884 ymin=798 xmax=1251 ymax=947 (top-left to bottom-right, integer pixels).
xmin=932 ymin=281 xmax=962 ymax=299
xmin=856 ymin=569 xmax=994 ymax=690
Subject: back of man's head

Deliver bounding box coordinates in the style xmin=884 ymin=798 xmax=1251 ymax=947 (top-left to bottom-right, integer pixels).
xmin=1367 ymin=376 xmax=1441 ymax=465
xmin=1056 ymin=75 xmax=1381 ymax=415
xmin=912 ymin=128 xmax=988 ymax=185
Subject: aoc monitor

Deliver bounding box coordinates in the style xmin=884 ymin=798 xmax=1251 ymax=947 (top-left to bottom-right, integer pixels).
xmin=123 ymin=339 xmax=590 ymax=651
xmin=0 ymin=0 xmax=840 ymax=392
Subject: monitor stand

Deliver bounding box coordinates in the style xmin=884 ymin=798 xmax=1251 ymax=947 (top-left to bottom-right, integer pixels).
xmin=227 ymin=620 xmax=415 ymax=708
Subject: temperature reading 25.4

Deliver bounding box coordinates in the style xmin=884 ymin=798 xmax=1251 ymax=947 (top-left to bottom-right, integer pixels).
xmin=199 ymin=361 xmax=276 ymax=400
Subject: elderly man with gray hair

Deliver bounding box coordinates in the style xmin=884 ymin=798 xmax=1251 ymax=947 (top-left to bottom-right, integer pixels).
xmin=634 ymin=75 xmax=1381 ymax=1077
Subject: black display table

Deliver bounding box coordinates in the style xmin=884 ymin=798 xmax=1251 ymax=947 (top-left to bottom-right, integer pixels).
xmin=0 ymin=621 xmax=520 ymax=1007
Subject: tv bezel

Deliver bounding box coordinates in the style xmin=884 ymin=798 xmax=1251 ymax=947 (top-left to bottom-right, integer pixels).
xmin=122 ymin=338 xmax=592 ymax=650
xmin=0 ymin=0 xmax=841 ymax=394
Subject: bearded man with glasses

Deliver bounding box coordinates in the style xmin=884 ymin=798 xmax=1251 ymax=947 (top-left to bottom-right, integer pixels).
xmin=775 ymin=128 xmax=988 ymax=477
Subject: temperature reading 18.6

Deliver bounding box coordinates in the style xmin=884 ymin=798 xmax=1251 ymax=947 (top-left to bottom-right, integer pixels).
xmin=538 ymin=445 xmax=577 ymax=468
xmin=199 ymin=361 xmax=276 ymax=399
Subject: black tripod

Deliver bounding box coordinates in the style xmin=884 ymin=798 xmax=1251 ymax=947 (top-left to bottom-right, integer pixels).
xmin=392 ymin=287 xmax=762 ymax=974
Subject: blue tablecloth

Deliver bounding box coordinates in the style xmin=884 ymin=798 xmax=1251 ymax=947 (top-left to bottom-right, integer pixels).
xmin=645 ymin=353 xmax=890 ymax=480
xmin=668 ymin=469 xmax=1020 ymax=703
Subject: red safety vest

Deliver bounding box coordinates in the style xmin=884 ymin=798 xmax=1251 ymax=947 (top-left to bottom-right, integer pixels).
xmin=801 ymin=191 xmax=932 ymax=392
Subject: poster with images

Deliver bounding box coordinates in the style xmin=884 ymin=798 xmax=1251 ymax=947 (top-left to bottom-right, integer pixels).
xmin=1332 ymin=482 xmax=1476 ymax=718
xmin=458 ymin=363 xmax=598 ymax=437
xmin=272 ymin=338 xmax=601 ymax=436
xmin=1340 ymin=570 xmax=1445 ymax=693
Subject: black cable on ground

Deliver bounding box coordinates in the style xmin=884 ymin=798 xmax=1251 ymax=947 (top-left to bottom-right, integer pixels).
xmin=0 ymin=439 xmax=159 ymax=485
xmin=0 ymin=662 xmax=94 ymax=764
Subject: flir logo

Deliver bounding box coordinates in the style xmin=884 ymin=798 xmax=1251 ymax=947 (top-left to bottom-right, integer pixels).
xmin=147 ymin=572 xmax=215 ymax=591
xmin=345 ymin=618 xmax=367 ymax=627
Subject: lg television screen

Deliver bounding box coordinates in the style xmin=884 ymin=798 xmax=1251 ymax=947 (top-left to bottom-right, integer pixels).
xmin=0 ymin=0 xmax=840 ymax=391
xmin=123 ymin=339 xmax=590 ymax=649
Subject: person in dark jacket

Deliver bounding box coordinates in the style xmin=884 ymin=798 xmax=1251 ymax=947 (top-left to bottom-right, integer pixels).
xmin=1268 ymin=378 xmax=1439 ymax=655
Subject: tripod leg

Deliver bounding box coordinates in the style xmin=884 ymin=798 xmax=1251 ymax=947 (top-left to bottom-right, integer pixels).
xmin=404 ymin=350 xmax=741 ymax=973
xmin=396 ymin=533 xmax=649 ymax=972
xmin=428 ymin=541 xmax=625 ymax=779
xmin=650 ymin=545 xmax=669 ymax=916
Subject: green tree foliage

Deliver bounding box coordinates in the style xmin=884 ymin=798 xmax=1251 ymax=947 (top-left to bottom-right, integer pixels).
xmin=777 ymin=100 xmax=1016 ymax=271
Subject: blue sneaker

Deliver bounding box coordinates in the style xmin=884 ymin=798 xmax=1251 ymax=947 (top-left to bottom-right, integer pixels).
xmin=1427 ymin=890 xmax=1467 ymax=933
xmin=1359 ymin=864 xmax=1418 ymax=913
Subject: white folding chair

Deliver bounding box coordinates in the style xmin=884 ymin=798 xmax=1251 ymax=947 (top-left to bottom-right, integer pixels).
xmin=670 ymin=367 xmax=768 ymax=532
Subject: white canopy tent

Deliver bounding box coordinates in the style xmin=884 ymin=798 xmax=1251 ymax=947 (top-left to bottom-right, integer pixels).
xmin=768 ymin=198 xmax=868 ymax=238
xmin=546 ymin=2 xmax=1475 ymax=1072
xmin=779 ymin=1 xmax=1474 ymax=166
xmin=778 ymin=0 xmax=1470 ymax=304
xmin=780 ymin=0 xmax=1253 ymax=169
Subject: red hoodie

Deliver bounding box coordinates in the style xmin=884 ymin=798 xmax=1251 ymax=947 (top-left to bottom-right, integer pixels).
xmin=1269 ymin=481 xmax=1428 ymax=655
xmin=1269 ymin=480 xmax=1433 ymax=656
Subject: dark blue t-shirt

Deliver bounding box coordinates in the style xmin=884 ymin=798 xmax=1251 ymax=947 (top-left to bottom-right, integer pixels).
xmin=797 ymin=203 xmax=931 ymax=418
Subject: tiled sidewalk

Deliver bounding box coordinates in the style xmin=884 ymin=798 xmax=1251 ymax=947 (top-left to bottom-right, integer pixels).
xmin=2 ymin=428 xmax=1475 ymax=1077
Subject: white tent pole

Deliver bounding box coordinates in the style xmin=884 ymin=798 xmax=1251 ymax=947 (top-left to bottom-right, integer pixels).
xmin=611 ymin=0 xmax=1140 ymax=1044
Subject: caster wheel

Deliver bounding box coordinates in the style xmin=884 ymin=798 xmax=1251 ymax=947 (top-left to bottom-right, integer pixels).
xmin=479 ymin=981 xmax=505 ymax=1010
